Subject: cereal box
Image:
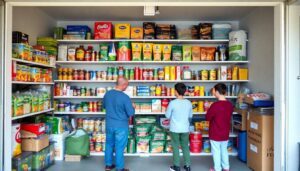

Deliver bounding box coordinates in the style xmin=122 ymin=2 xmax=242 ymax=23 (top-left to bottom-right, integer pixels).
xmin=115 ymin=23 xmax=131 ymax=39
xmin=94 ymin=22 xmax=112 ymax=39
xmin=131 ymin=27 xmax=143 ymax=39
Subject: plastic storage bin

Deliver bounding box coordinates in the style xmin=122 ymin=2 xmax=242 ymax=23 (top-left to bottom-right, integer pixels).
xmin=32 ymin=143 xmax=55 ymax=171
xmin=12 ymin=152 xmax=33 ymax=171
xmin=238 ymin=131 xmax=247 ymax=162
xmin=212 ymin=24 xmax=232 ymax=39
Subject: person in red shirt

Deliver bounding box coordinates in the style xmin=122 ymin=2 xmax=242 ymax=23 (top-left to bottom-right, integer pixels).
xmin=206 ymin=83 xmax=233 ymax=171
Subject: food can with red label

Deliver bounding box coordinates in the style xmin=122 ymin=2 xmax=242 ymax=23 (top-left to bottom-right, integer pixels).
xmin=162 ymin=99 xmax=169 ymax=112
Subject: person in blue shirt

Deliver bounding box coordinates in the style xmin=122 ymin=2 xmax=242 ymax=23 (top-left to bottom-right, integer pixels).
xmin=166 ymin=83 xmax=193 ymax=171
xmin=103 ymin=77 xmax=135 ymax=171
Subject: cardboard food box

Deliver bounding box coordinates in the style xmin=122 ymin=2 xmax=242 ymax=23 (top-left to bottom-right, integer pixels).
xmin=94 ymin=22 xmax=112 ymax=39
xmin=21 ymin=123 xmax=45 ymax=137
xmin=151 ymin=99 xmax=162 ymax=112
xmin=50 ymin=132 xmax=69 ymax=161
xmin=131 ymin=27 xmax=143 ymax=39
xmin=247 ymin=109 xmax=274 ymax=171
xmin=238 ymin=68 xmax=248 ymax=80
xmin=65 ymin=155 xmax=82 ymax=162
xmin=233 ymin=108 xmax=248 ymax=131
xmin=115 ymin=24 xmax=131 ymax=39
xmin=22 ymin=134 xmax=49 ymax=152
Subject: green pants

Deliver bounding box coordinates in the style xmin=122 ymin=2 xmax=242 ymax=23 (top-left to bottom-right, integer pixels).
xmin=171 ymin=132 xmax=191 ymax=167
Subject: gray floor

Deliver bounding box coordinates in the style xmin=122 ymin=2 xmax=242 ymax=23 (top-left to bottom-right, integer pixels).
xmin=47 ymin=156 xmax=251 ymax=171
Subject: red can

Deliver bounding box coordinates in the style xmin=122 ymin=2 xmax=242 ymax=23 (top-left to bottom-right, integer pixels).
xmin=162 ymin=99 xmax=169 ymax=112
xmin=134 ymin=67 xmax=140 ymax=80
xmin=88 ymin=101 xmax=93 ymax=112
xmin=190 ymin=132 xmax=202 ymax=153
xmin=93 ymin=102 xmax=98 ymax=112
xmin=139 ymin=68 xmax=144 ymax=80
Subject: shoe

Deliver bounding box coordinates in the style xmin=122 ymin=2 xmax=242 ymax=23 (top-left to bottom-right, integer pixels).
xmin=209 ymin=168 xmax=215 ymax=171
xmin=183 ymin=165 xmax=191 ymax=171
xmin=105 ymin=165 xmax=116 ymax=171
xmin=117 ymin=169 xmax=130 ymax=171
xmin=223 ymin=170 xmax=230 ymax=171
xmin=170 ymin=166 xmax=181 ymax=171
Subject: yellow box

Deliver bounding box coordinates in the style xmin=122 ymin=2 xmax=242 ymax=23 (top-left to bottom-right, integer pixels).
xmin=239 ymin=68 xmax=248 ymax=80
xmin=131 ymin=27 xmax=143 ymax=39
xmin=115 ymin=24 xmax=131 ymax=39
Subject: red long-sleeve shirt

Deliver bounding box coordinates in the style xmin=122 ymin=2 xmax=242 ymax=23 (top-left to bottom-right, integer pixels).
xmin=206 ymin=100 xmax=233 ymax=141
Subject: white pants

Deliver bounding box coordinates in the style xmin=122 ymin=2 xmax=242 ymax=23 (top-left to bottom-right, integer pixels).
xmin=210 ymin=140 xmax=230 ymax=171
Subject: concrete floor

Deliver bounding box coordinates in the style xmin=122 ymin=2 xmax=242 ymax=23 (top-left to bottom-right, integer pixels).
xmin=47 ymin=156 xmax=251 ymax=171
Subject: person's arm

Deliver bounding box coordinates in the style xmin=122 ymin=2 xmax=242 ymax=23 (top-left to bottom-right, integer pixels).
xmin=188 ymin=102 xmax=193 ymax=123
xmin=165 ymin=101 xmax=173 ymax=119
xmin=102 ymin=93 xmax=106 ymax=109
xmin=124 ymin=96 xmax=135 ymax=117
xmin=206 ymin=103 xmax=216 ymax=121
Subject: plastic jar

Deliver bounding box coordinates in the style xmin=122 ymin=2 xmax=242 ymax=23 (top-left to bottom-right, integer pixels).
xmin=182 ymin=66 xmax=192 ymax=80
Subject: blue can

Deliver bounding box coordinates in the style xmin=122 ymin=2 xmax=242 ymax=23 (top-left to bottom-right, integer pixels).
xmin=90 ymin=71 xmax=96 ymax=80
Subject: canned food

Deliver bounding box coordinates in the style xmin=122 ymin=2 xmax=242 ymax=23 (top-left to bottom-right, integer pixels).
xmin=150 ymin=86 xmax=156 ymax=96
xmin=200 ymin=86 xmax=205 ymax=96
xmin=170 ymin=66 xmax=176 ymax=80
xmin=192 ymin=101 xmax=198 ymax=112
xmin=58 ymin=104 xmax=64 ymax=112
xmin=171 ymin=88 xmax=176 ymax=96
xmin=209 ymin=69 xmax=217 ymax=80
xmin=164 ymin=66 xmax=170 ymax=80
xmin=158 ymin=68 xmax=164 ymax=80
xmin=198 ymin=101 xmax=204 ymax=112
xmin=64 ymin=102 xmax=71 ymax=112
xmin=194 ymin=86 xmax=200 ymax=96
xmin=201 ymin=70 xmax=208 ymax=80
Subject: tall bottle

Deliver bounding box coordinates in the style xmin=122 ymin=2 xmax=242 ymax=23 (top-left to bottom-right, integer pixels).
xmin=76 ymin=45 xmax=85 ymax=61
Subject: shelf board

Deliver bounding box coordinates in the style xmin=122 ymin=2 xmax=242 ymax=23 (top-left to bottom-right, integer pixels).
xmin=57 ymin=39 xmax=230 ymax=44
xmin=90 ymin=148 xmax=238 ymax=157
xmin=12 ymin=81 xmax=54 ymax=85
xmin=12 ymin=58 xmax=56 ymax=68
xmin=56 ymin=61 xmax=249 ymax=65
xmin=12 ymin=109 xmax=54 ymax=120
xmin=54 ymin=80 xmax=249 ymax=83
xmin=53 ymin=111 xmax=238 ymax=115
xmin=53 ymin=96 xmax=237 ymax=99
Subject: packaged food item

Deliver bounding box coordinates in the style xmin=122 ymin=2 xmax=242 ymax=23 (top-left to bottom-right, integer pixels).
xmin=155 ymin=24 xmax=177 ymax=39
xmin=150 ymin=141 xmax=165 ymax=153
xmin=164 ymin=66 xmax=170 ymax=80
xmin=136 ymin=136 xmax=151 ymax=153
xmin=192 ymin=46 xmax=201 ymax=61
xmin=178 ymin=28 xmax=192 ymax=40
xmin=143 ymin=22 xmax=156 ymax=39
xmin=151 ymin=99 xmax=162 ymax=112
xmin=200 ymin=47 xmax=216 ymax=61
xmin=131 ymin=43 xmax=142 ymax=61
xmin=115 ymin=24 xmax=131 ymax=39
xmin=13 ymin=31 xmax=29 ymax=44
xmin=203 ymin=140 xmax=211 ymax=153
xmin=238 ymin=68 xmax=248 ymax=80
xmin=232 ymin=66 xmax=238 ymax=80
xmin=100 ymin=43 xmax=109 ymax=61
xmin=220 ymin=66 xmax=227 ymax=80
xmin=94 ymin=22 xmax=112 ymax=39
xmin=143 ymin=43 xmax=153 ymax=61
xmin=127 ymin=138 xmax=136 ymax=153
xmin=12 ymin=123 xmax=22 ymax=157
xmin=164 ymin=141 xmax=173 ymax=152
xmin=75 ymin=45 xmax=85 ymax=61
xmin=229 ymin=30 xmax=247 ymax=61
xmin=108 ymin=43 xmax=117 ymax=61
xmin=12 ymin=151 xmax=33 ymax=171
xmin=194 ymin=121 xmax=209 ymax=133
xmin=172 ymin=45 xmax=182 ymax=61
xmin=131 ymin=28 xmax=143 ymax=39
xmin=182 ymin=45 xmax=192 ymax=61
xmin=212 ymin=24 xmax=232 ymax=40
xmin=58 ymin=45 xmax=68 ymax=61
xmin=117 ymin=41 xmax=131 ymax=61
xmin=152 ymin=132 xmax=166 ymax=141
xmin=191 ymin=25 xmax=199 ymax=39
xmin=135 ymin=116 xmax=156 ymax=124
xmin=161 ymin=99 xmax=169 ymax=112
xmin=160 ymin=118 xmax=170 ymax=129
xmin=182 ymin=66 xmax=192 ymax=80
xmin=170 ymin=66 xmax=176 ymax=80
xmin=151 ymin=125 xmax=164 ymax=133
xmin=162 ymin=44 xmax=172 ymax=61
xmin=199 ymin=23 xmax=213 ymax=40
xmin=153 ymin=44 xmax=162 ymax=61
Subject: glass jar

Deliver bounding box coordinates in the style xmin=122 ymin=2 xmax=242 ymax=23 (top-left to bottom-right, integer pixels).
xmin=182 ymin=66 xmax=192 ymax=80
xmin=68 ymin=68 xmax=73 ymax=80
xmin=76 ymin=45 xmax=85 ymax=61
xmin=73 ymin=69 xmax=78 ymax=80
xmin=58 ymin=68 xmax=63 ymax=80
xmin=62 ymin=68 xmax=68 ymax=80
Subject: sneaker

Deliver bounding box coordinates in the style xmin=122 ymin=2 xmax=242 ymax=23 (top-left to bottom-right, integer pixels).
xmin=209 ymin=168 xmax=215 ymax=171
xmin=183 ymin=165 xmax=191 ymax=171
xmin=105 ymin=165 xmax=116 ymax=171
xmin=170 ymin=166 xmax=181 ymax=171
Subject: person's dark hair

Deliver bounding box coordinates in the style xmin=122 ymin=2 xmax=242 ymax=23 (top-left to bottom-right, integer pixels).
xmin=175 ymin=83 xmax=186 ymax=96
xmin=214 ymin=83 xmax=227 ymax=95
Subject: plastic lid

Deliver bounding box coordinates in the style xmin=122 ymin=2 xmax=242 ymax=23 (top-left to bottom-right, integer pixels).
xmin=212 ymin=24 xmax=232 ymax=29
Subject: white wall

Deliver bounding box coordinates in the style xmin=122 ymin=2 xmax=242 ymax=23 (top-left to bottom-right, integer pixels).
xmin=240 ymin=7 xmax=274 ymax=95
xmin=13 ymin=7 xmax=56 ymax=45
xmin=286 ymin=5 xmax=300 ymax=171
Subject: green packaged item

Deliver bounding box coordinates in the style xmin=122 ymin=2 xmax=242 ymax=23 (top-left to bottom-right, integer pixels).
xmin=135 ymin=124 xmax=152 ymax=137
xmin=23 ymin=94 xmax=31 ymax=114
xmin=134 ymin=116 xmax=157 ymax=124
xmin=136 ymin=136 xmax=151 ymax=153
xmin=32 ymin=147 xmax=47 ymax=170
xmin=12 ymin=152 xmax=33 ymax=171
xmin=53 ymin=27 xmax=65 ymax=40
xmin=44 ymin=117 xmax=63 ymax=134
xmin=182 ymin=45 xmax=192 ymax=61
xmin=108 ymin=43 xmax=117 ymax=61
xmin=164 ymin=141 xmax=173 ymax=153
xmin=100 ymin=43 xmax=109 ymax=61
xmin=42 ymin=92 xmax=50 ymax=110
xmin=229 ymin=30 xmax=247 ymax=61
xmin=172 ymin=45 xmax=182 ymax=61
xmin=38 ymin=94 xmax=44 ymax=111
xmin=12 ymin=93 xmax=24 ymax=117
xmin=65 ymin=129 xmax=90 ymax=156
xmin=31 ymin=94 xmax=39 ymax=113
xmin=150 ymin=141 xmax=165 ymax=153
xmin=150 ymin=125 xmax=164 ymax=133
xmin=152 ymin=131 xmax=166 ymax=141
xmin=127 ymin=138 xmax=136 ymax=153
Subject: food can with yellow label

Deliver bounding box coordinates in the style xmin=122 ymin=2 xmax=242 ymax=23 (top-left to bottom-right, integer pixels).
xmin=201 ymin=70 xmax=208 ymax=80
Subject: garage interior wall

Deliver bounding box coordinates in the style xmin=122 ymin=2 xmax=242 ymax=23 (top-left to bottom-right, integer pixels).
xmin=0 ymin=3 xmax=4 ymax=171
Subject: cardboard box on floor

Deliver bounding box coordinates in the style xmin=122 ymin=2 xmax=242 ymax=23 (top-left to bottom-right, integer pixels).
xmin=233 ymin=108 xmax=248 ymax=131
xmin=247 ymin=108 xmax=274 ymax=171
xmin=65 ymin=155 xmax=82 ymax=162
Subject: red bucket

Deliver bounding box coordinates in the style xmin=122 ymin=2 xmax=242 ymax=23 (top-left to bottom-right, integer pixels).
xmin=190 ymin=132 xmax=202 ymax=153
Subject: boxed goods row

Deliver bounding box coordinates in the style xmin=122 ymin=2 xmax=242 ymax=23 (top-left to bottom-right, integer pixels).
xmin=56 ymin=22 xmax=232 ymax=40
xmin=54 ymin=101 xmax=102 ymax=113
xmin=12 ymin=90 xmax=51 ymax=117
xmin=54 ymin=83 xmax=239 ymax=97
xmin=12 ymin=62 xmax=53 ymax=82
xmin=59 ymin=42 xmax=230 ymax=62
xmin=57 ymin=65 xmax=248 ymax=81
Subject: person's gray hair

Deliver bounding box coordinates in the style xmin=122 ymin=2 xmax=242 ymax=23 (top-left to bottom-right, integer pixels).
xmin=116 ymin=77 xmax=128 ymax=86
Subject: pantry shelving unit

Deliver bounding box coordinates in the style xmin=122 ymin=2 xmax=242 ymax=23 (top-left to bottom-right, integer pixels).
xmin=54 ymin=80 xmax=249 ymax=83
xmin=53 ymin=111 xmax=238 ymax=115
xmin=53 ymin=96 xmax=238 ymax=99
xmin=56 ymin=61 xmax=249 ymax=65
xmin=12 ymin=81 xmax=55 ymax=85
xmin=12 ymin=58 xmax=56 ymax=68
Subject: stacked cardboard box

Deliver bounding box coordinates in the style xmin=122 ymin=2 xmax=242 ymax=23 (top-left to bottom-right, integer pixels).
xmin=247 ymin=108 xmax=274 ymax=171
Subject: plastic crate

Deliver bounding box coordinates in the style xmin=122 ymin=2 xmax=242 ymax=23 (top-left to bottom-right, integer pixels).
xmin=12 ymin=152 xmax=33 ymax=171
xmin=32 ymin=143 xmax=55 ymax=171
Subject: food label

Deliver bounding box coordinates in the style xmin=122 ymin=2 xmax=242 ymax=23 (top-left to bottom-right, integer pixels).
xmin=250 ymin=122 xmax=258 ymax=130
xmin=94 ymin=22 xmax=112 ymax=39
xmin=250 ymin=144 xmax=258 ymax=153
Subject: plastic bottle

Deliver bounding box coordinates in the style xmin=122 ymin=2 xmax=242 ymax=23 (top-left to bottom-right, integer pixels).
xmin=76 ymin=45 xmax=85 ymax=61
